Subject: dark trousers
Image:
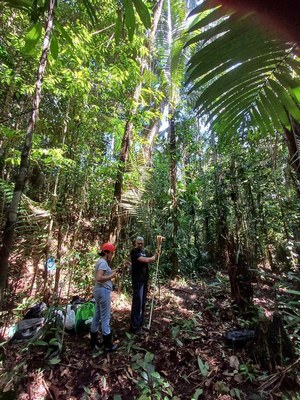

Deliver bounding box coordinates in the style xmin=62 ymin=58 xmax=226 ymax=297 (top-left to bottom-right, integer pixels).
xmin=130 ymin=280 xmax=148 ymax=331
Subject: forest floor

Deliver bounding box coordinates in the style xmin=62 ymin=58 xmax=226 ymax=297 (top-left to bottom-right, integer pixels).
xmin=1 ymin=276 xmax=299 ymax=400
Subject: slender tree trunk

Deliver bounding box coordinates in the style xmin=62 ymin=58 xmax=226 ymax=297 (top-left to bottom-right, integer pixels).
xmin=169 ymin=113 xmax=179 ymax=276
xmin=142 ymin=99 xmax=167 ymax=165
xmin=107 ymin=0 xmax=165 ymax=244
xmin=211 ymin=130 xmax=228 ymax=266
xmin=0 ymin=0 xmax=56 ymax=306
xmin=283 ymin=117 xmax=300 ymax=198
xmin=44 ymin=103 xmax=69 ymax=287
xmin=272 ymin=134 xmax=297 ymax=269
xmin=246 ymin=180 xmax=259 ymax=262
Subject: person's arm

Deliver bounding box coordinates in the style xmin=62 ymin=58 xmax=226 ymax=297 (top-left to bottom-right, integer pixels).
xmin=137 ymin=255 xmax=156 ymax=263
xmin=96 ymin=269 xmax=116 ymax=283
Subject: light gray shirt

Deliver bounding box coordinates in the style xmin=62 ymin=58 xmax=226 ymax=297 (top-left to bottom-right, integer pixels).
xmin=94 ymin=258 xmax=113 ymax=290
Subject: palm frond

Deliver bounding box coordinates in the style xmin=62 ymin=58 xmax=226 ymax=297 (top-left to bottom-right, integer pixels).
xmin=0 ymin=180 xmax=49 ymax=248
xmin=185 ymin=2 xmax=300 ymax=139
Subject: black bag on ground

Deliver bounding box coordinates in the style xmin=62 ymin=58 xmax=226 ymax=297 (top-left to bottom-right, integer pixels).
xmin=224 ymin=329 xmax=255 ymax=348
xmin=23 ymin=302 xmax=47 ymax=319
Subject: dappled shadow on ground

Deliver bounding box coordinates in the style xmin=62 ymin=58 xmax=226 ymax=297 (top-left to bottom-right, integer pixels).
xmin=1 ymin=278 xmax=299 ymax=400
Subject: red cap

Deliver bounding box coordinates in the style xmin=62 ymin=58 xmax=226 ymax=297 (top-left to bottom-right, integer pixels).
xmin=101 ymin=243 xmax=115 ymax=253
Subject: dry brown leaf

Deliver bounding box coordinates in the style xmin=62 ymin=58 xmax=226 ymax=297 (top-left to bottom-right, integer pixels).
xmin=233 ymin=374 xmax=243 ymax=383
xmin=60 ymin=368 xmax=69 ymax=377
xmin=99 ymin=359 xmax=110 ymax=372
xmin=49 ymin=384 xmax=60 ymax=400
xmin=223 ymin=370 xmax=235 ymax=377
xmin=90 ymin=360 xmax=103 ymax=370
xmin=204 ymin=377 xmax=213 ymax=387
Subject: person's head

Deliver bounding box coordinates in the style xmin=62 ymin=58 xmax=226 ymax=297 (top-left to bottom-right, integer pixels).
xmin=135 ymin=236 xmax=144 ymax=249
xmin=99 ymin=243 xmax=115 ymax=260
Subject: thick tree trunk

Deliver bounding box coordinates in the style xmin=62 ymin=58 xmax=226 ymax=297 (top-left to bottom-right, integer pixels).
xmin=0 ymin=0 xmax=56 ymax=307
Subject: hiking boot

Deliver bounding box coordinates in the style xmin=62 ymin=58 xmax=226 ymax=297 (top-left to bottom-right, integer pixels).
xmin=90 ymin=331 xmax=101 ymax=350
xmin=103 ymin=333 xmax=118 ymax=352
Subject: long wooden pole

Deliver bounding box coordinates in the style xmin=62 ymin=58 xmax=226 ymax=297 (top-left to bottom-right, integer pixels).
xmin=147 ymin=236 xmax=165 ymax=330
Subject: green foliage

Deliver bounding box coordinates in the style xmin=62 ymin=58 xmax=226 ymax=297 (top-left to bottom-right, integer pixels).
xmin=186 ymin=1 xmax=300 ymax=139
xmin=230 ymin=388 xmax=242 ymax=400
xmin=0 ymin=356 xmax=26 ymax=394
xmin=118 ymin=0 xmax=151 ymax=43
xmin=23 ymin=21 xmax=43 ymax=54
xmin=31 ymin=147 xmax=75 ymax=169
xmin=66 ymin=250 xmax=95 ymax=296
xmin=238 ymin=363 xmax=259 ymax=383
xmin=197 ymin=356 xmax=209 ymax=377
xmin=192 ymin=388 xmax=203 ymax=400
xmin=131 ymin=352 xmax=174 ymax=399
xmin=277 ymin=273 xmax=300 ymax=353
xmin=282 ymin=395 xmax=300 ymax=400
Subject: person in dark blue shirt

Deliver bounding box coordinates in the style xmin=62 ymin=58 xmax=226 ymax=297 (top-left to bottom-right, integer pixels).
xmin=129 ymin=237 xmax=156 ymax=334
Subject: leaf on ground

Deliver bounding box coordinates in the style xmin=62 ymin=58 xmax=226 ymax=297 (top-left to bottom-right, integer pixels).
xmin=60 ymin=368 xmax=70 ymax=377
xmin=233 ymin=374 xmax=244 ymax=383
xmin=49 ymin=357 xmax=61 ymax=365
xmin=49 ymin=384 xmax=60 ymax=400
xmin=223 ymin=370 xmax=235 ymax=377
xmin=90 ymin=360 xmax=103 ymax=370
xmin=229 ymin=355 xmax=240 ymax=370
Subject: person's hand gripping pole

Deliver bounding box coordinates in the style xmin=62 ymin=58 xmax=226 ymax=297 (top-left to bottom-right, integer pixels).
xmin=147 ymin=235 xmax=165 ymax=330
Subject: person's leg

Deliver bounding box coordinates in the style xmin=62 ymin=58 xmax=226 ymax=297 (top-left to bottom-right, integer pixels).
xmin=140 ymin=280 xmax=148 ymax=328
xmin=130 ymin=281 xmax=143 ymax=331
xmin=90 ymin=288 xmax=101 ymax=348
xmin=99 ymin=287 xmax=117 ymax=352
xmin=99 ymin=287 xmax=111 ymax=336
xmin=91 ymin=289 xmax=101 ymax=333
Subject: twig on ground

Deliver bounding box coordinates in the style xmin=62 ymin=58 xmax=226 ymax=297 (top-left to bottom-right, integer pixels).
xmin=42 ymin=378 xmax=54 ymax=400
xmin=258 ymin=358 xmax=300 ymax=391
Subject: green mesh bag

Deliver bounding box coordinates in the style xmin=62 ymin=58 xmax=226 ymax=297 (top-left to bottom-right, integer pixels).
xmin=74 ymin=302 xmax=95 ymax=334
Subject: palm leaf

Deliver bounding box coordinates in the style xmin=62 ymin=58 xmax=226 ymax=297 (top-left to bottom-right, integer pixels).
xmin=0 ymin=180 xmax=49 ymax=256
xmin=185 ymin=2 xmax=300 ymax=139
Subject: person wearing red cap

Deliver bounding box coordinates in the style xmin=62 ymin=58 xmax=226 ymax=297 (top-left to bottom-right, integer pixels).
xmin=90 ymin=242 xmax=118 ymax=352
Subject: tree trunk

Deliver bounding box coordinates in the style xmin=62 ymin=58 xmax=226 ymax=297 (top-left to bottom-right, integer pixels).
xmin=283 ymin=117 xmax=300 ymax=198
xmin=44 ymin=103 xmax=69 ymax=287
xmin=141 ymin=99 xmax=167 ymax=166
xmin=107 ymin=0 xmax=165 ymax=243
xmin=0 ymin=0 xmax=56 ymax=307
xmin=169 ymin=113 xmax=179 ymax=276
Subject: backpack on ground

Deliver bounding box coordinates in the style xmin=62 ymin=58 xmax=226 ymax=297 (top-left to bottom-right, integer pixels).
xmin=74 ymin=302 xmax=95 ymax=334
xmin=10 ymin=317 xmax=45 ymax=343
xmin=23 ymin=302 xmax=47 ymax=319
